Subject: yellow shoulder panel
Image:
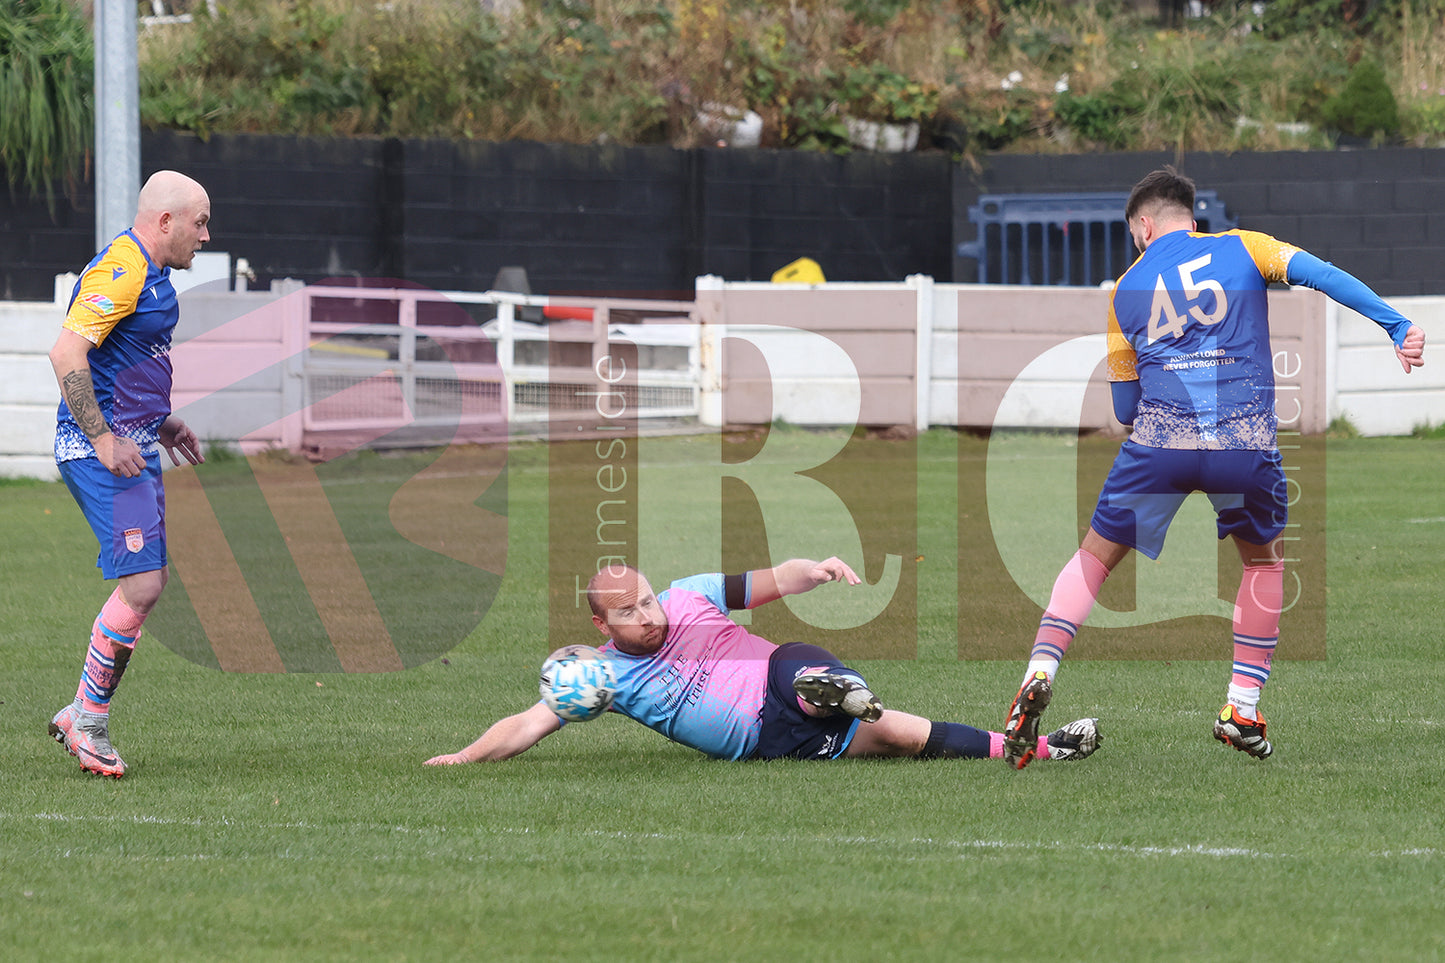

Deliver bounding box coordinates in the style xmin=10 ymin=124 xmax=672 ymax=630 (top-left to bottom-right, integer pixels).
xmin=1227 ymin=229 xmax=1301 ymax=284
xmin=1106 ymin=296 xmax=1138 ymax=382
xmin=63 ymin=236 xmax=149 ymax=346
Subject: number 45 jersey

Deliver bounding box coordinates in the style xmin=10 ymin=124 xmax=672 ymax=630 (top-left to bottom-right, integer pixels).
xmin=1106 ymin=229 xmax=1301 ymax=452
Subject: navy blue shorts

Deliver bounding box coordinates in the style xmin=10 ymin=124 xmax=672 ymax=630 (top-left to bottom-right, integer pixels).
xmin=752 ymin=643 xmax=862 ymax=760
xmin=1091 ymin=441 xmax=1287 ymax=560
xmin=60 ymin=453 xmax=168 ymax=579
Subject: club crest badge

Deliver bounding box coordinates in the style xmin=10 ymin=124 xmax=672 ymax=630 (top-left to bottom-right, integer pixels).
xmin=124 ymin=528 xmax=144 ymax=553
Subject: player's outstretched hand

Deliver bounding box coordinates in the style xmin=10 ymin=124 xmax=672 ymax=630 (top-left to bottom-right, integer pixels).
xmin=810 ymin=556 xmax=861 ymax=587
xmin=159 ymin=415 xmax=206 ymax=466
xmin=424 ymin=753 xmax=469 ymax=766
xmin=1397 ymin=324 xmax=1426 ymax=374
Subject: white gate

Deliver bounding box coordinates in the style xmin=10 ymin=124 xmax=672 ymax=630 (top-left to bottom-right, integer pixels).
xmin=299 ymin=285 xmax=700 ymax=452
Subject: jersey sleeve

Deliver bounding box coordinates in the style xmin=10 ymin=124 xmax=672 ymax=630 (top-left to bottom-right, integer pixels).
xmin=666 ymin=573 xmax=729 ymax=614
xmin=64 ymin=240 xmax=148 ymax=346
xmin=1110 ymin=379 xmax=1141 ymax=425
xmin=1285 ymin=250 xmax=1413 ymax=346
xmin=1105 ymin=296 xmax=1137 ymax=383
xmin=1233 ymin=230 xmax=1301 ymax=284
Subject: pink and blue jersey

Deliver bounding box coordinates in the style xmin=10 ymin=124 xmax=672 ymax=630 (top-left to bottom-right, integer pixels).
xmin=595 ymin=573 xmax=776 ymax=760
xmin=1107 ymin=229 xmax=1411 ymax=451
xmin=55 ymin=231 xmax=179 ymax=463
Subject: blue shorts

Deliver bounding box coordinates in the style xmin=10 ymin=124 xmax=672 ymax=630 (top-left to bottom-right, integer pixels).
xmin=753 ymin=643 xmax=862 ymax=760
xmin=59 ymin=453 xmax=168 ymax=579
xmin=1091 ymin=441 xmax=1286 ymax=560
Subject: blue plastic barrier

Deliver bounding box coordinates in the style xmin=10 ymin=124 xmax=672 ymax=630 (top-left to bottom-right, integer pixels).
xmin=956 ymin=191 xmax=1236 ymax=286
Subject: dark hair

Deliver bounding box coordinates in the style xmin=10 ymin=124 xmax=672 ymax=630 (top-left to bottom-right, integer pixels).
xmin=1125 ymin=166 xmax=1195 ymax=221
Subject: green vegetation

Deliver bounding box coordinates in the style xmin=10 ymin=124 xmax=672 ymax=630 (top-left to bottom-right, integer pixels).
xmin=11 ymin=0 xmax=1445 ymax=198
xmin=128 ymin=0 xmax=1445 ymax=155
xmin=2 ymin=431 xmax=1444 ymax=959
xmin=1321 ymin=59 xmax=1401 ymax=142
xmin=1326 ymin=414 xmax=1361 ymax=438
xmin=0 ymin=0 xmax=92 ymax=203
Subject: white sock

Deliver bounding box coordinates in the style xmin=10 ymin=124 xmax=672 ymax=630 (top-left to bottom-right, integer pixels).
xmin=1227 ymin=683 xmax=1261 ymax=718
xmin=1025 ymin=659 xmax=1059 ymax=686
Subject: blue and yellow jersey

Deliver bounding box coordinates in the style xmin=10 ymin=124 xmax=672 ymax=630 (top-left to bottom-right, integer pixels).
xmin=1106 ymin=229 xmax=1300 ymax=450
xmin=55 ymin=231 xmax=179 ymax=462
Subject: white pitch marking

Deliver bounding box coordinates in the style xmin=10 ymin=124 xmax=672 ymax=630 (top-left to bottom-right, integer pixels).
xmin=8 ymin=812 xmax=1444 ymax=863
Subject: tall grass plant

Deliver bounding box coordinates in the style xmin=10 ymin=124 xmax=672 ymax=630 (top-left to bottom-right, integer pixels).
xmin=0 ymin=0 xmax=91 ymax=205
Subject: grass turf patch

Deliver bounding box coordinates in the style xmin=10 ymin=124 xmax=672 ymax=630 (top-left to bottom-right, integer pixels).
xmin=1 ymin=432 xmax=1442 ymax=961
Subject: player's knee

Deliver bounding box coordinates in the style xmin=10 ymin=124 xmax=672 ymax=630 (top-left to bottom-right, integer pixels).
xmin=119 ymin=568 xmax=168 ymax=615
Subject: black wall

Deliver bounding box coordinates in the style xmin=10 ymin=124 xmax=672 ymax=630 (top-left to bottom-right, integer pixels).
xmin=953 ymin=148 xmax=1445 ymax=298
xmin=3 ymin=131 xmax=1442 ymax=302
xmin=1 ymin=130 xmax=953 ymax=301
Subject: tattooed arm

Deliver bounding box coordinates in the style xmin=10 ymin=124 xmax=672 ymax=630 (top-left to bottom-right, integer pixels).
xmin=49 ymin=329 xmax=146 ymax=477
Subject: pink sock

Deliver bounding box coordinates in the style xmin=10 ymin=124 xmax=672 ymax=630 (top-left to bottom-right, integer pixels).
xmin=1230 ymin=560 xmax=1283 ymax=696
xmin=1030 ymin=549 xmax=1111 ymax=668
xmin=76 ymin=589 xmax=145 ymax=714
xmin=988 ymin=732 xmax=1051 ymax=761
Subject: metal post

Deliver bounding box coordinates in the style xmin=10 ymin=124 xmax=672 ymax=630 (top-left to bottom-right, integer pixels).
xmin=94 ymin=0 xmax=141 ymax=248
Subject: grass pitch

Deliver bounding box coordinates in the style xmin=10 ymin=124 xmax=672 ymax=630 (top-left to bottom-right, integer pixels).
xmin=1 ymin=432 xmax=1442 ymax=962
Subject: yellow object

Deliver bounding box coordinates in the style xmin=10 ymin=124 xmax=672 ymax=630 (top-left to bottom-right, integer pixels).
xmin=771 ymin=257 xmax=825 ymax=284
xmin=310 ymin=339 xmax=389 ymax=359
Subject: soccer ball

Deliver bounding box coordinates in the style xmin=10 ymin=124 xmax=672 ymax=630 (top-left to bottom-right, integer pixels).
xmin=539 ymin=644 xmax=617 ymax=722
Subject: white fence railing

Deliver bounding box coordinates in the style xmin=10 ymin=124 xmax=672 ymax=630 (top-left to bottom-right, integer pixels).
xmin=480 ymin=291 xmax=700 ymax=425
xmin=177 ymin=283 xmax=703 ymax=457
xmin=3 ymin=276 xmax=1442 ymax=480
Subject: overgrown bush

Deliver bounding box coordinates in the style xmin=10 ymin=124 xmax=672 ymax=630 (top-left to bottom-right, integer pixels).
xmin=1321 ymin=60 xmax=1401 ymax=142
xmin=139 ymin=0 xmax=675 ymax=142
xmin=1055 ymin=88 xmax=1139 ymax=149
xmin=1259 ymin=0 xmax=1401 ymax=39
xmin=0 ymin=0 xmax=91 ymax=202
xmin=0 ymin=0 xmax=1433 ymax=177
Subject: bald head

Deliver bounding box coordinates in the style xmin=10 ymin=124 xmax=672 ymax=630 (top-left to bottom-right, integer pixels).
xmin=586 ymin=564 xmax=647 ymax=618
xmin=132 ymin=170 xmax=211 ymax=270
xmin=137 ymin=170 xmax=206 ymax=218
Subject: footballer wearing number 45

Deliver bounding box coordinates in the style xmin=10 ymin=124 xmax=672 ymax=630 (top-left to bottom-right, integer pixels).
xmin=1002 ymin=166 xmax=1427 ymax=769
